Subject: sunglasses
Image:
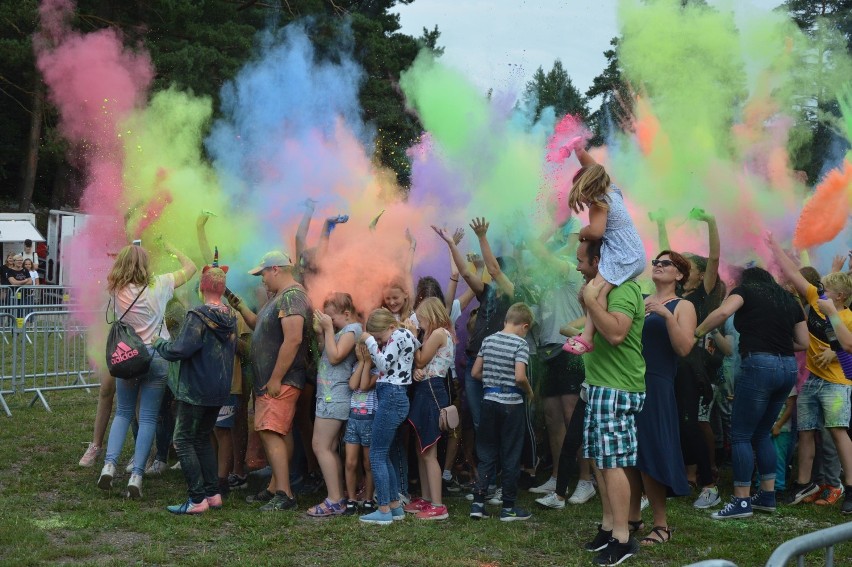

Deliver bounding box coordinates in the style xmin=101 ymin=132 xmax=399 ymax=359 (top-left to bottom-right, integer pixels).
xmin=651 ymin=259 xmax=675 ymax=268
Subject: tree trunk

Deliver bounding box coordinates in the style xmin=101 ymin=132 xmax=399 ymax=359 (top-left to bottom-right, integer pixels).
xmin=19 ymin=85 xmax=44 ymax=213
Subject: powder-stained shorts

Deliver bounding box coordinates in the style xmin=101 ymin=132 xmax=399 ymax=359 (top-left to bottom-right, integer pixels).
xmin=343 ymin=415 xmax=374 ymax=447
xmin=254 ymin=385 xmax=300 ymax=436
xmin=797 ymin=374 xmax=852 ymax=430
xmin=216 ymin=395 xmax=239 ymax=429
xmin=316 ymin=399 xmax=350 ymax=421
xmin=583 ymin=385 xmax=645 ymax=469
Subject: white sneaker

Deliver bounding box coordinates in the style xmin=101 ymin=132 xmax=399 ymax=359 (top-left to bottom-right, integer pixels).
xmin=97 ymin=463 xmax=116 ymax=490
xmin=79 ymin=443 xmax=102 ymax=467
xmin=568 ymin=479 xmax=596 ymax=504
xmin=146 ymin=460 xmax=168 ymax=475
xmin=170 ymin=461 xmax=182 ymax=471
xmin=125 ymin=458 xmax=135 ymax=474
xmin=398 ymin=493 xmax=411 ymax=506
xmin=529 ymin=476 xmax=557 ymax=494
xmin=640 ymin=495 xmax=650 ymax=511
xmin=535 ymin=492 xmax=566 ymax=510
xmin=487 ymin=488 xmax=503 ymax=506
xmin=127 ymin=474 xmax=143 ymax=499
xmin=693 ymin=486 xmax=721 ymax=509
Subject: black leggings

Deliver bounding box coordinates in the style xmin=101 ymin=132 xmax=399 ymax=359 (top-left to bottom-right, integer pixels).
xmin=555 ymin=398 xmax=587 ymax=496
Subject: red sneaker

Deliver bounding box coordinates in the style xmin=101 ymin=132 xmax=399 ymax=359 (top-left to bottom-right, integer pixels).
xmin=403 ymin=497 xmax=430 ymax=514
xmin=415 ymin=503 xmax=449 ymax=521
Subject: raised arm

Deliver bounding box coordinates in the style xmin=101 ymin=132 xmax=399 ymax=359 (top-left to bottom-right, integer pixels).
xmin=649 ymin=209 xmax=670 ymax=250
xmin=432 ymin=226 xmax=485 ymax=296
xmin=765 ymin=232 xmax=811 ymax=297
xmin=575 ymin=145 xmax=597 ymax=168
xmin=163 ymin=243 xmax=197 ymax=288
xmin=196 ymin=213 xmax=214 ymax=264
xmin=445 ymin=228 xmax=465 ymax=310
xmin=317 ymin=214 xmax=349 ymax=263
xmin=470 ymin=217 xmax=514 ymax=297
xmin=689 ymin=208 xmax=720 ymax=293
xmin=404 ymin=228 xmax=417 ymax=277
xmin=295 ymin=199 xmax=316 ymax=264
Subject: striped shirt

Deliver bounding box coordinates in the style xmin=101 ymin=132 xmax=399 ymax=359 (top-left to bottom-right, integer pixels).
xmin=478 ymin=331 xmax=529 ymax=405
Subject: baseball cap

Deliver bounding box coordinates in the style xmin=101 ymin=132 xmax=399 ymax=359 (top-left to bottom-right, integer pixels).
xmin=248 ymin=251 xmax=292 ymax=276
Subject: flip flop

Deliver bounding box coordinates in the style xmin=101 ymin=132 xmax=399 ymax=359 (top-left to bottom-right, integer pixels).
xmin=562 ymin=336 xmax=594 ymax=355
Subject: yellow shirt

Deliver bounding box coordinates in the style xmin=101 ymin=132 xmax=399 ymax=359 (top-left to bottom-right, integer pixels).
xmin=804 ymin=285 xmax=852 ymax=386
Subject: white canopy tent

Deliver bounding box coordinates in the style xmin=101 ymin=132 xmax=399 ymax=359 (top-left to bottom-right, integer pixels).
xmin=0 ymin=220 xmax=46 ymax=243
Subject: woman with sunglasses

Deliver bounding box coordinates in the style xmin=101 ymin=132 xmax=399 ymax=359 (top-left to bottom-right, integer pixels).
xmin=627 ymin=251 xmax=696 ymax=544
xmin=695 ymin=266 xmax=808 ymax=520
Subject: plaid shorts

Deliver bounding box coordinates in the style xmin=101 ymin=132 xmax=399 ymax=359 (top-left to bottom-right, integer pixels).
xmin=583 ymin=385 xmax=645 ymax=469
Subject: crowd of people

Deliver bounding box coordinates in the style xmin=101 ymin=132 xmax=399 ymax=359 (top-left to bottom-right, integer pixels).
xmin=1 ymin=239 xmax=42 ymax=309
xmin=75 ymin=142 xmax=852 ymax=566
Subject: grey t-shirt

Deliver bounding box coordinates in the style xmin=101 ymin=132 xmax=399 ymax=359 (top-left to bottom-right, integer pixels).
xmin=317 ymin=322 xmax=362 ymax=404
xmin=250 ymin=284 xmax=313 ymax=395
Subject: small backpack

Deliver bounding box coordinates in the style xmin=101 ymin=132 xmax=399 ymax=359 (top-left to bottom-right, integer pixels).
xmin=105 ymin=286 xmax=152 ymax=379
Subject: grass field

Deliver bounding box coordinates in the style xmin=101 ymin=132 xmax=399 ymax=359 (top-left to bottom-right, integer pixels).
xmin=0 ymin=390 xmax=850 ymax=567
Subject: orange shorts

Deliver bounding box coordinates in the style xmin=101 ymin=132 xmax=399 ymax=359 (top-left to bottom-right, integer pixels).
xmin=254 ymin=385 xmax=301 ymax=436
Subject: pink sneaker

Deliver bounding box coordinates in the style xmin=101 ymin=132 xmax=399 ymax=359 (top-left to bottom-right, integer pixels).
xmin=78 ymin=443 xmax=102 ymax=467
xmin=416 ymin=503 xmax=449 ymax=521
xmin=206 ymin=494 xmax=223 ymax=509
xmin=403 ymin=497 xmax=430 ymax=514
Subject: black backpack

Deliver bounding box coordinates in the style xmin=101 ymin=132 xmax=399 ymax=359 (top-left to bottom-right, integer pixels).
xmin=105 ymin=286 xmax=152 ymax=379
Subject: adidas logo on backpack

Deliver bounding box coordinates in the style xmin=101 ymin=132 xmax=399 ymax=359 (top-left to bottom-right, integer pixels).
xmin=111 ymin=341 xmax=139 ymax=364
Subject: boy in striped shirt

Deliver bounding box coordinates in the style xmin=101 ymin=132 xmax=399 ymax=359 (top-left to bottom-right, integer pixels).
xmin=469 ymin=302 xmax=535 ymax=521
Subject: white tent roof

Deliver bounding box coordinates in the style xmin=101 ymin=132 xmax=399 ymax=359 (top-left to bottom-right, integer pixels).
xmin=0 ymin=220 xmax=45 ymax=243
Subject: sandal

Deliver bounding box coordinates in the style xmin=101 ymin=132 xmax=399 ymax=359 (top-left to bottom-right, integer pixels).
xmin=306 ymin=498 xmax=345 ymax=518
xmin=628 ymin=519 xmax=645 ymax=534
xmin=562 ymin=336 xmax=594 ymax=355
xmin=641 ymin=526 xmax=673 ymax=545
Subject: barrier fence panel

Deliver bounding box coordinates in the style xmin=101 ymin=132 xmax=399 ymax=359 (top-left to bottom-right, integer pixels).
xmin=0 ymin=285 xmax=75 ymax=320
xmin=18 ymin=310 xmax=96 ymax=413
xmin=765 ymin=522 xmax=852 ymax=567
xmin=0 ymin=313 xmax=17 ymax=417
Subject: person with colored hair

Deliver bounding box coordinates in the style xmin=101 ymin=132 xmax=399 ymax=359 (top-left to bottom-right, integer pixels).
xmin=306 ymin=292 xmax=362 ymax=517
xmin=695 ymin=264 xmax=808 ymax=520
xmin=628 ymin=251 xmax=696 ymax=544
xmin=154 ymin=265 xmax=237 ymax=514
xmin=469 ymin=302 xmax=535 ymax=522
xmin=96 ymin=242 xmax=197 ymax=498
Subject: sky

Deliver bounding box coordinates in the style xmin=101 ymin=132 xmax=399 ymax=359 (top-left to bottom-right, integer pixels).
xmin=393 ymin=0 xmax=784 ymax=98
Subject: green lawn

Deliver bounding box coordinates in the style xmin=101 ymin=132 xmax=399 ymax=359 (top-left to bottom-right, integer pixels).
xmin=0 ymin=391 xmax=849 ymax=567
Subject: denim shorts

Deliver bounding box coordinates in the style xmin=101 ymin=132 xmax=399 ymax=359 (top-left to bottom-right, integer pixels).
xmin=583 ymin=385 xmax=645 ymax=469
xmin=797 ymin=373 xmax=852 ymax=430
xmin=343 ymin=414 xmax=373 ymax=446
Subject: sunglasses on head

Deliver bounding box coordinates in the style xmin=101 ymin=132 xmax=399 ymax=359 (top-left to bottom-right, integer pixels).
xmin=651 ymin=259 xmax=675 ymax=268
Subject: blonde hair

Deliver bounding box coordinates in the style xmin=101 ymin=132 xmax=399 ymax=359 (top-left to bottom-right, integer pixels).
xmin=415 ymin=297 xmax=452 ymax=335
xmin=822 ymin=272 xmax=852 ymax=306
xmin=568 ymin=164 xmax=611 ymax=214
xmin=324 ymin=292 xmax=357 ymax=315
xmin=366 ymin=308 xmax=400 ymax=334
xmin=107 ymin=245 xmax=152 ymax=293
xmin=382 ymin=276 xmax=412 ymax=319
xmin=505 ymin=302 xmax=534 ymax=326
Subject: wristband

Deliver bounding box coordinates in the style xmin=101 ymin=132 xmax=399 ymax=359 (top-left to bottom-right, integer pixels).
xmin=450 ymin=277 xmax=459 ymax=282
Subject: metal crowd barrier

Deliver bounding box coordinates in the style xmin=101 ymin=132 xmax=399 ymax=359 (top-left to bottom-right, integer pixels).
xmin=0 ymin=285 xmax=73 ymax=320
xmin=1 ymin=308 xmax=96 ymax=416
xmin=765 ymin=521 xmax=852 ymax=567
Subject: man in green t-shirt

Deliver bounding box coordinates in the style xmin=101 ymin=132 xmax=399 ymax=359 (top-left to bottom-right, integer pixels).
xmin=575 ymin=239 xmax=646 ymax=564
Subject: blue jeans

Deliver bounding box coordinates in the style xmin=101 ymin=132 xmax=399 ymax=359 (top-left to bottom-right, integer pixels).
xmin=731 ymin=353 xmax=796 ymax=488
xmin=464 ymin=356 xmax=484 ymax=431
xmin=369 ymin=383 xmax=409 ymax=506
xmin=773 ymin=431 xmax=793 ymax=491
xmin=105 ymin=351 xmax=168 ymax=476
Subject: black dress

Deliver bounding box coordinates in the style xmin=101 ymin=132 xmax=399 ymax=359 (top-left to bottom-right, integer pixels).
xmin=636 ymin=298 xmax=691 ymax=496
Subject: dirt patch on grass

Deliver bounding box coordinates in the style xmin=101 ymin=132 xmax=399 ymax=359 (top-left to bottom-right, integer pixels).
xmin=92 ymin=529 xmax=152 ymax=550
